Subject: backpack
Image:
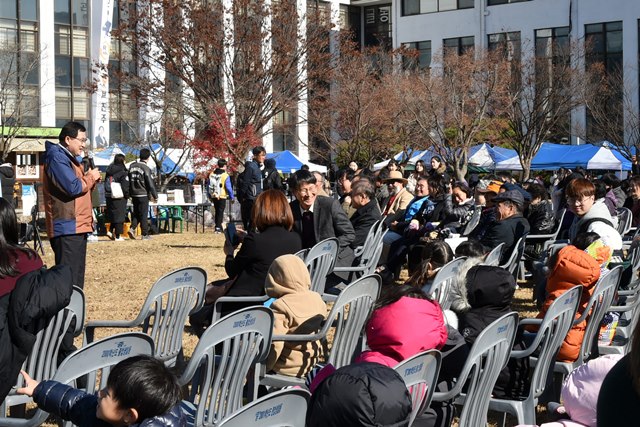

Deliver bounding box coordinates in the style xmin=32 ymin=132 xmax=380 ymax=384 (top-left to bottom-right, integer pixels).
xmin=235 ymin=169 xmax=248 ymax=202
xmin=577 ymin=217 xmax=614 ymax=235
xmin=208 ymin=172 xmax=228 ymax=199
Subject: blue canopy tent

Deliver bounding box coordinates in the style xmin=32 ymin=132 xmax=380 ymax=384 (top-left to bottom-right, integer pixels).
xmin=93 ymin=146 xmax=125 ymax=168
xmin=266 ymin=150 xmax=327 ymax=173
xmin=373 ymin=148 xmax=424 ymax=170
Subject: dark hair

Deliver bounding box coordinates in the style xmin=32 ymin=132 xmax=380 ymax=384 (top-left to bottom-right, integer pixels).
xmin=527 ymin=183 xmax=548 ymax=201
xmin=58 ymin=121 xmax=86 ymax=144
xmin=114 ymin=154 xmax=126 ymax=166
xmin=601 ymin=173 xmax=621 ymax=188
xmin=572 ymin=232 xmax=600 ymax=250
xmin=288 ymin=170 xmax=316 ymax=190
xmin=374 ymin=284 xmax=430 ymax=311
xmin=107 ymin=355 xmax=181 ymax=421
xmin=217 ymin=159 xmax=227 ymax=168
xmin=415 ymin=160 xmax=426 ymax=171
xmin=337 ymin=168 xmax=356 ymax=182
xmin=452 ymin=181 xmax=472 ymax=199
xmin=497 ymin=171 xmax=512 ymax=181
xmin=455 ymin=240 xmax=486 ymax=258
xmin=593 ymin=180 xmax=608 ymax=200
xmin=387 ymin=159 xmax=399 ymax=170
xmin=430 ymin=155 xmax=442 ymax=165
xmin=427 ymin=175 xmax=446 ymax=198
xmin=252 ymin=189 xmax=294 ymax=232
xmin=376 ymin=168 xmax=390 ymax=182
xmin=406 ymin=241 xmax=454 ymax=287
xmin=0 ymin=198 xmax=36 ymax=278
xmin=252 ymin=146 xmax=266 ymax=156
xmin=139 ymin=148 xmax=151 ymax=161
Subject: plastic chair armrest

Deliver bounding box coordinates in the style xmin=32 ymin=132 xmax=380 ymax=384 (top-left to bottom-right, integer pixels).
xmin=333 ymin=266 xmax=368 ymax=273
xmin=271 ymin=333 xmax=323 ymax=342
xmin=84 ymin=319 xmax=141 ymax=344
xmin=212 ymin=295 xmax=270 ymax=322
xmin=353 ymin=245 xmax=364 ymax=258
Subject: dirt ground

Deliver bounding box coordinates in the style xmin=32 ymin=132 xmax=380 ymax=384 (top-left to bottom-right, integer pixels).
xmin=34 ymin=226 xmax=543 ymax=426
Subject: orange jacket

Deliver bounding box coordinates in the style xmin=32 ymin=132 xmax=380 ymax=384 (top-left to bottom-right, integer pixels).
xmin=532 ymin=245 xmax=601 ymax=362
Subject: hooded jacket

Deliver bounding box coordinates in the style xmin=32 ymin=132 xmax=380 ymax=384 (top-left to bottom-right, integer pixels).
xmin=356 ymin=296 xmax=447 ymax=367
xmin=265 ymin=255 xmax=327 ymax=377
xmin=456 ymin=265 xmax=516 ymax=345
xmin=529 ymin=245 xmax=601 ymax=362
xmin=0 ymin=162 xmax=15 ymax=203
xmin=569 ymin=200 xmax=622 ymax=250
xmin=0 ymin=264 xmax=72 ymax=402
xmin=32 ymin=381 xmax=185 ymax=427
xmin=306 ymin=362 xmax=412 ymax=427
xmin=43 ymin=141 xmax=98 ymax=238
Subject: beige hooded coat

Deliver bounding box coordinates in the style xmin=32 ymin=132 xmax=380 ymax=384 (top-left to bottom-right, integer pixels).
xmin=265 ymin=255 xmax=327 ymax=377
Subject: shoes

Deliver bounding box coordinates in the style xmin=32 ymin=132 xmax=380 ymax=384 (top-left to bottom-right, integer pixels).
xmin=87 ymin=234 xmax=99 ymax=242
xmin=114 ymin=237 xmax=125 ymax=241
xmin=214 ymin=228 xmax=223 ymax=234
xmin=142 ymin=235 xmax=152 ymax=240
xmin=128 ymin=229 xmax=136 ymax=240
xmin=106 ymin=231 xmax=114 ymax=240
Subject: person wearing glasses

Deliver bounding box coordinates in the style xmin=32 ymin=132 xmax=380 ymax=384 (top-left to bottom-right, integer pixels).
xmin=43 ymin=121 xmax=101 ymax=291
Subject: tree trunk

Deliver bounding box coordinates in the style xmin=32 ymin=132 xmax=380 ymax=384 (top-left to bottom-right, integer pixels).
xmin=520 ymin=155 xmax=531 ymax=182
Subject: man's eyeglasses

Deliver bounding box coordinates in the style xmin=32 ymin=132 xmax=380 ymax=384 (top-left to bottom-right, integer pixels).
xmin=71 ymin=137 xmax=88 ymax=143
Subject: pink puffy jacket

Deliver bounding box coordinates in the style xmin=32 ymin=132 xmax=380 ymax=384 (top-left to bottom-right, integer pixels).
xmin=356 ymin=296 xmax=448 ymax=367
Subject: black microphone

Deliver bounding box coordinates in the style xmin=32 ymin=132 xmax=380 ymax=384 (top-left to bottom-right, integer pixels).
xmin=87 ymin=150 xmax=95 ymax=169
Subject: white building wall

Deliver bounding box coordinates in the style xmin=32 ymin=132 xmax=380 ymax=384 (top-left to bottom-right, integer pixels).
xmin=391 ymin=0 xmax=640 ymax=145
xmin=38 ymin=0 xmax=56 ymax=127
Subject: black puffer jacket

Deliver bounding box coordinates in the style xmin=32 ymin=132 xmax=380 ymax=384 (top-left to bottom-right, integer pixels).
xmin=104 ymin=162 xmax=130 ymax=200
xmin=307 ymin=362 xmax=412 ymax=427
xmin=33 ymin=381 xmax=186 ymax=427
xmin=526 ymin=200 xmax=555 ymax=235
xmin=457 ymin=265 xmax=516 ymax=345
xmin=0 ymin=265 xmax=72 ymax=402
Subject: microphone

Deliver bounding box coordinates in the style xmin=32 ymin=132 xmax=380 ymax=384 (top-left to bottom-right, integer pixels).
xmin=87 ymin=151 xmax=95 ymax=169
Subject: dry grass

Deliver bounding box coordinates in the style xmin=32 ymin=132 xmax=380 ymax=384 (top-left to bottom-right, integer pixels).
xmin=31 ymin=230 xmax=547 ymax=426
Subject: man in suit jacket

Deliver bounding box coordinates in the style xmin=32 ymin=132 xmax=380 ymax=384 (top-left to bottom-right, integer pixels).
xmin=289 ymin=170 xmax=355 ymax=271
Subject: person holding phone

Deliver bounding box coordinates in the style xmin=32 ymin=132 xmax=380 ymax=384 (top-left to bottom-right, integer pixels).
xmin=189 ymin=190 xmax=301 ymax=334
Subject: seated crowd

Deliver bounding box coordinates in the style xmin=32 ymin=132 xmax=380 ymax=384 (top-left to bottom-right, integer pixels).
xmin=3 ymin=151 xmax=640 ymax=427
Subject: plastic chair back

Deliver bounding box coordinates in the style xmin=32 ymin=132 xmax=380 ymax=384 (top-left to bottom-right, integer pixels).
xmin=529 ymin=286 xmax=582 ymax=399
xmin=435 ymin=312 xmax=518 ymax=427
xmin=462 ymin=206 xmax=482 ymax=237
xmin=577 ymin=266 xmax=622 ymax=364
xmin=428 ymin=257 xmax=466 ymax=310
xmin=1 ymin=288 xmax=81 ymax=413
xmin=617 ymin=207 xmax=633 ymax=236
xmin=500 ymin=236 xmax=527 ymax=276
xmin=483 ymin=243 xmax=504 ymax=266
xmin=394 ymin=350 xmax=442 ymax=426
xmin=180 ymin=307 xmax=274 ymax=426
xmin=354 ymin=220 xmax=387 ymax=273
xmin=218 ymin=388 xmax=310 ymax=427
xmin=69 ymin=286 xmax=85 ymax=337
xmin=326 ymin=274 xmax=380 ymax=367
xmin=305 ymin=238 xmax=339 ymax=294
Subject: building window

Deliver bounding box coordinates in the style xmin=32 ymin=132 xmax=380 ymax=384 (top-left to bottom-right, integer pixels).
xmin=535 ymin=27 xmax=569 ymax=60
xmin=403 ymin=41 xmax=431 ymax=70
xmin=15 ymin=153 xmax=39 ymax=179
xmin=364 ymin=5 xmax=392 ymax=49
xmin=443 ymin=36 xmax=474 ymax=56
xmin=54 ymin=0 xmax=90 ymax=126
xmin=402 ymin=0 xmax=473 ymax=16
xmin=585 ymin=21 xmax=623 ymax=143
xmin=488 ymin=31 xmax=520 ymax=61
xmin=273 ymin=110 xmax=297 ymax=154
xmin=0 ymin=1 xmax=40 ymax=126
xmin=487 ymin=0 xmax=530 ymax=5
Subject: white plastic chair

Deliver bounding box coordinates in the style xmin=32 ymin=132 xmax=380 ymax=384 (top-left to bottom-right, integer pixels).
xmin=500 ymin=236 xmax=527 ymax=279
xmin=84 ymin=266 xmax=207 ymax=366
xmin=428 ymin=257 xmax=466 ymax=310
xmin=305 ymin=238 xmax=339 ymax=294
xmin=217 ymin=388 xmax=310 ymax=427
xmin=483 ymin=242 xmax=504 ymax=266
xmin=0 ymin=287 xmax=83 ymax=424
xmin=334 ymin=220 xmax=387 ymax=282
xmin=394 ymin=349 xmax=442 ymax=426
xmin=616 ymin=207 xmax=633 ymax=236
xmin=180 ymin=307 xmax=274 ymax=426
xmin=433 ymin=312 xmax=519 ymax=427
xmin=261 ymin=274 xmax=381 ymax=388
xmin=489 ymin=286 xmax=582 ymax=425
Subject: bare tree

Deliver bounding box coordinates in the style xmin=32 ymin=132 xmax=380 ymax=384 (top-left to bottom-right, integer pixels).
xmin=398 ymin=49 xmax=511 ymax=181
xmin=113 ymin=0 xmax=334 ymax=166
xmin=0 ymin=38 xmax=42 ymax=161
xmin=581 ymin=65 xmax=639 ymax=163
xmin=308 ymin=43 xmax=408 ymax=168
xmin=504 ymin=40 xmax=597 ymax=180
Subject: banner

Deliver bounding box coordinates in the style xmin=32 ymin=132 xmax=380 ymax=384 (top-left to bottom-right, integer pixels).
xmin=90 ymin=0 xmax=114 ymax=150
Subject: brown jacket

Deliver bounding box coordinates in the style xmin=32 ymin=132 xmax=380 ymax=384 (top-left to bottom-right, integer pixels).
xmin=383 ymin=187 xmax=414 ymax=222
